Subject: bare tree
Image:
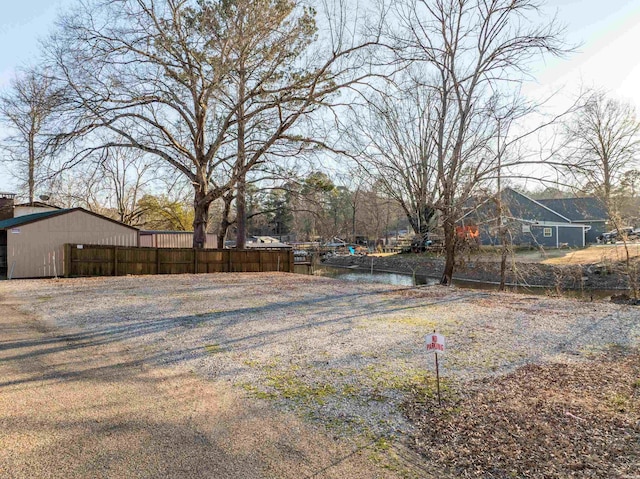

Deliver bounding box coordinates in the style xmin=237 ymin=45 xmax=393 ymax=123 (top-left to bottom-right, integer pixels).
xmin=563 ymin=92 xmax=640 ymax=297
xmin=348 ymin=80 xmax=438 ymax=239
xmin=93 ymin=148 xmax=158 ymax=225
xmin=563 ymin=91 xmax=640 ymax=211
xmin=49 ymin=0 xmax=378 ymax=248
xmin=0 ymin=68 xmax=66 ymax=202
xmin=352 ymin=0 xmax=567 ymax=285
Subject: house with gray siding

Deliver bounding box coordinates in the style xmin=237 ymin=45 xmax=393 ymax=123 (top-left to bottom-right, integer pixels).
xmin=462 ymin=188 xmax=591 ymax=248
xmin=536 ymin=197 xmax=608 ymax=244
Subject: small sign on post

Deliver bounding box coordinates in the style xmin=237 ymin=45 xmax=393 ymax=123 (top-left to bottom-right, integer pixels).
xmin=425 ymin=332 xmax=445 ymax=405
xmin=426 ymin=333 xmax=445 ymax=354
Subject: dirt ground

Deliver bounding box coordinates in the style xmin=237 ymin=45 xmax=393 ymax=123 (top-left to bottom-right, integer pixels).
xmin=0 ymin=298 xmax=398 ymax=479
xmin=373 ymin=244 xmax=640 ymax=266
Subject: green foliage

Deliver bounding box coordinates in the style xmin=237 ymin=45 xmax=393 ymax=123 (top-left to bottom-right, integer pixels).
xmin=303 ymin=171 xmax=335 ymax=193
xmin=136 ymin=194 xmax=194 ymax=231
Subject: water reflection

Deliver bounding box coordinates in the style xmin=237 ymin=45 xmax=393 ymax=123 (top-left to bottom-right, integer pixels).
xmin=314 ymin=266 xmax=439 ymax=287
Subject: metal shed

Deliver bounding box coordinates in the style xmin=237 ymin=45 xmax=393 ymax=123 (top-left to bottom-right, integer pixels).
xmin=139 ymin=231 xmax=217 ymax=248
xmin=0 ymin=208 xmax=138 ymax=279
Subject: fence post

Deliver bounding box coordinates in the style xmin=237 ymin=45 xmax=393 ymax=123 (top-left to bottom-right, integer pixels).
xmin=64 ymin=244 xmax=72 ymax=278
xmin=227 ymin=249 xmax=232 ymax=272
xmin=156 ymin=248 xmax=161 ymax=274
xmin=113 ymin=246 xmax=118 ymax=276
xmin=289 ymin=250 xmax=294 ymax=273
xmin=259 ymin=251 xmax=264 ymax=272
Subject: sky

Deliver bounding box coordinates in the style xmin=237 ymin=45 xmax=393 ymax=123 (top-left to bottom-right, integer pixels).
xmin=0 ymin=0 xmax=640 ymax=192
xmin=526 ymin=0 xmax=640 ymax=107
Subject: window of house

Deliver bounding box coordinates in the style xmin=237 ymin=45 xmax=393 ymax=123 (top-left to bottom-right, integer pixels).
xmin=543 ymin=227 xmax=552 ymax=237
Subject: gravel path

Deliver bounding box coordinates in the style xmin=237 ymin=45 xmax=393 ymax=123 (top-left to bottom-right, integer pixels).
xmin=3 ymin=272 xmax=639 ymax=453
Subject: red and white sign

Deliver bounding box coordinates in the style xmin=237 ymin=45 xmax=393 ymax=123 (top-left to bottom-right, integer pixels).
xmin=425 ymin=333 xmax=445 ymax=354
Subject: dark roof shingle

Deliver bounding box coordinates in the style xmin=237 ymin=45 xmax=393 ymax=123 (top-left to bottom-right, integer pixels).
xmin=537 ymin=197 xmax=608 ymax=221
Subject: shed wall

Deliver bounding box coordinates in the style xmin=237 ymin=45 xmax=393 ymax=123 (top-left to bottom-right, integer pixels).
xmin=139 ymin=232 xmax=217 ymax=248
xmin=6 ymin=210 xmax=137 ymax=278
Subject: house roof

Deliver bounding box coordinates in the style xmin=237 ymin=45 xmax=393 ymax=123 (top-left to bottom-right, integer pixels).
xmin=0 ymin=208 xmax=138 ymax=231
xmin=465 ymin=188 xmax=572 ymax=224
xmin=14 ymin=201 xmax=61 ymax=209
xmin=536 ymin=197 xmax=608 ymax=222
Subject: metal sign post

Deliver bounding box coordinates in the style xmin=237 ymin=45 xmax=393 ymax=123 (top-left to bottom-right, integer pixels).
xmin=425 ymin=331 xmax=445 ymax=406
xmin=435 ymin=351 xmax=441 ymax=405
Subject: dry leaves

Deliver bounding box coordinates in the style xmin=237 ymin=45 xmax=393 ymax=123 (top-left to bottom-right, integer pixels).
xmin=404 ymin=348 xmax=640 ymax=478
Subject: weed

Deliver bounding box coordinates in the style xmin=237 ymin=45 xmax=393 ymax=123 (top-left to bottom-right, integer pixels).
xmin=608 ymin=393 xmax=630 ymax=412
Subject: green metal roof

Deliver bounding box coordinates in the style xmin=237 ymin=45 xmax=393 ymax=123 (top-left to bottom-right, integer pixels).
xmin=0 ymin=209 xmax=69 ymax=230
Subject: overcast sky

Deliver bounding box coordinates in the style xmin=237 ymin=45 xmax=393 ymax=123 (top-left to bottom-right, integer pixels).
xmin=1 ymin=0 xmax=639 ymax=191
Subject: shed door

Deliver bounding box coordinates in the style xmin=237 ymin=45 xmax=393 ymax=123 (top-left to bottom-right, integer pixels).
xmin=0 ymin=231 xmax=7 ymax=278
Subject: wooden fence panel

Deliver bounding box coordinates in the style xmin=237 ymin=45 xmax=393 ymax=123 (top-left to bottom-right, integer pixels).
xmin=65 ymin=244 xmax=294 ymax=277
xmin=67 ymin=245 xmax=115 ymax=277
xmin=196 ymin=250 xmax=228 ymax=273
xmin=116 ymin=247 xmax=157 ymax=276
xmin=158 ymin=249 xmax=194 ymax=275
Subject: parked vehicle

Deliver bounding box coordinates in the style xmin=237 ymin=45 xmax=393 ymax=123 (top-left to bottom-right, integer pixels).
xmin=598 ymin=227 xmax=635 ymax=244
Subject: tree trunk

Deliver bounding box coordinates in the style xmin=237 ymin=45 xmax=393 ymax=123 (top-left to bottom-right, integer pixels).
xmin=499 ymin=233 xmax=508 ymax=291
xmin=236 ymin=172 xmax=246 ymax=249
xmin=235 ymin=59 xmax=247 ymax=249
xmin=217 ymin=192 xmax=234 ymax=249
xmin=440 ymin=217 xmax=456 ymax=285
xmin=193 ymin=189 xmax=209 ymax=249
xmin=28 ymin=131 xmax=35 ymax=204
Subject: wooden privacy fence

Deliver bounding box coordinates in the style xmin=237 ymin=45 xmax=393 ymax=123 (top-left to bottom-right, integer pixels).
xmin=64 ymin=244 xmax=294 ymax=277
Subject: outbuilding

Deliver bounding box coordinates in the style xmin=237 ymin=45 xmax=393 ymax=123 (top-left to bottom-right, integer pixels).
xmin=0 ymin=207 xmax=138 ymax=279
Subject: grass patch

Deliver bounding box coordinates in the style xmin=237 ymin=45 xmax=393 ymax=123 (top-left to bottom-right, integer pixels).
xmin=240 ymin=361 xmax=337 ymax=405
xmin=264 ymin=370 xmax=336 ymax=404
xmin=203 ymin=343 xmax=223 ymax=354
xmin=363 ymin=365 xmax=434 ymax=393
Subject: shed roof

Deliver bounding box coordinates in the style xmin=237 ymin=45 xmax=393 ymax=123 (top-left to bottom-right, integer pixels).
xmin=0 ymin=209 xmax=68 ymax=229
xmin=14 ymin=201 xmax=61 ymax=209
xmin=0 ymin=208 xmax=138 ymax=231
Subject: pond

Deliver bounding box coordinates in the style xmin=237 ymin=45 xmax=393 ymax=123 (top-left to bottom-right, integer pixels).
xmin=313 ymin=264 xmax=621 ymax=300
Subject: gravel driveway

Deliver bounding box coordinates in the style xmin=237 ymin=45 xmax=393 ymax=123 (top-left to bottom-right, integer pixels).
xmin=0 ymin=273 xmax=640 ymax=477
xmin=3 ymin=273 xmax=639 ymax=447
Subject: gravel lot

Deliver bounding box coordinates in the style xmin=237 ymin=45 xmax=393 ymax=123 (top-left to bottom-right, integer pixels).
xmin=4 ymin=272 xmax=639 ymax=447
